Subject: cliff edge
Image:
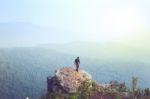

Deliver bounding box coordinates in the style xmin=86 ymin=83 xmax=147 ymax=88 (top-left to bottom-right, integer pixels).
xmin=44 ymin=67 xmax=150 ymax=99
xmin=47 ymin=67 xmax=92 ymax=93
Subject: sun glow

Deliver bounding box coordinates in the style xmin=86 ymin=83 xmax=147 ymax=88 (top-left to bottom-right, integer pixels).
xmin=99 ymin=7 xmax=141 ymax=41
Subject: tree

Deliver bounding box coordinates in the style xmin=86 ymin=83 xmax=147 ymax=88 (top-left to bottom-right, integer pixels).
xmin=131 ymin=76 xmax=138 ymax=99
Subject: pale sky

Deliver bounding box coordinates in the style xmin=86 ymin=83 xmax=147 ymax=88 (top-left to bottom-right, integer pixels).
xmin=0 ymin=0 xmax=150 ymax=47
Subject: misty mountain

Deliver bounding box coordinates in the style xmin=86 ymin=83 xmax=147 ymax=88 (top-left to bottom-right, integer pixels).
xmin=0 ymin=22 xmax=80 ymax=47
xmin=0 ymin=47 xmax=150 ymax=99
xmin=39 ymin=42 xmax=150 ymax=63
xmin=0 ymin=48 xmax=74 ymax=99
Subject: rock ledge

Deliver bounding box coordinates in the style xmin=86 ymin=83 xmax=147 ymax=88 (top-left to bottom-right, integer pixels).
xmin=47 ymin=67 xmax=92 ymax=93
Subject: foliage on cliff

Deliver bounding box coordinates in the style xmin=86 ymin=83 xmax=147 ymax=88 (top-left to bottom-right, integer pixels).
xmin=41 ymin=75 xmax=150 ymax=99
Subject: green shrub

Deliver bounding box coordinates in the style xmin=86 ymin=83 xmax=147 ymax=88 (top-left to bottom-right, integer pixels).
xmin=115 ymin=95 xmax=122 ymax=99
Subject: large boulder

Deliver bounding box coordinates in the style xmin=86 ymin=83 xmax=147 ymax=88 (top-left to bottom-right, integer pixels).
xmin=47 ymin=67 xmax=92 ymax=93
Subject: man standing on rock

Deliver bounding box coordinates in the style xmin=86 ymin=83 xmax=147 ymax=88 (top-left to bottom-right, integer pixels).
xmin=74 ymin=57 xmax=80 ymax=72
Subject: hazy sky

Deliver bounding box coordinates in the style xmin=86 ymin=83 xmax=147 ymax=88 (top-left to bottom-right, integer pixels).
xmin=0 ymin=0 xmax=150 ymax=46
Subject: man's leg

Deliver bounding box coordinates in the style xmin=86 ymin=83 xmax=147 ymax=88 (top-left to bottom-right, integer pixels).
xmin=76 ymin=68 xmax=78 ymax=72
xmin=75 ymin=64 xmax=77 ymax=72
xmin=76 ymin=64 xmax=79 ymax=72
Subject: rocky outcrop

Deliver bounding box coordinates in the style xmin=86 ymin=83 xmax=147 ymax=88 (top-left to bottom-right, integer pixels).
xmin=47 ymin=67 xmax=92 ymax=93
xmin=46 ymin=67 xmax=133 ymax=99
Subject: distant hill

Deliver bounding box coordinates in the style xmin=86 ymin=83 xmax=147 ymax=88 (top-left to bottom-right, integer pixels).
xmin=0 ymin=48 xmax=74 ymax=99
xmin=39 ymin=42 xmax=150 ymax=63
xmin=0 ymin=22 xmax=78 ymax=47
xmin=0 ymin=22 xmax=67 ymax=47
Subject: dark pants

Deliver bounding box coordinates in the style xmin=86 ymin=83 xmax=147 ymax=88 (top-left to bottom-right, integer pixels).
xmin=76 ymin=64 xmax=79 ymax=72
